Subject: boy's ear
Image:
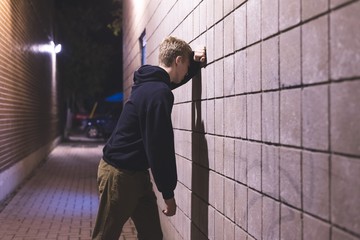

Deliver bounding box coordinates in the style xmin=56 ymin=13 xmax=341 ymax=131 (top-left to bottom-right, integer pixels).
xmin=175 ymin=56 xmax=182 ymax=65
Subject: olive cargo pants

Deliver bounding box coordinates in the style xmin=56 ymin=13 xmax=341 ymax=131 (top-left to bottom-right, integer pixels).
xmin=92 ymin=159 xmax=163 ymax=240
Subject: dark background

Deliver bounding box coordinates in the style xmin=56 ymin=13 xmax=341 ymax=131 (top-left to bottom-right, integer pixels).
xmin=55 ymin=0 xmax=123 ymax=114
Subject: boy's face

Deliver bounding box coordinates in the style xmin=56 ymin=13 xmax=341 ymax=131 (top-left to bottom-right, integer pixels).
xmin=174 ymin=56 xmax=190 ymax=84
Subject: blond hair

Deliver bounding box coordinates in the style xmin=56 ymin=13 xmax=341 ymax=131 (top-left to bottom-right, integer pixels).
xmin=158 ymin=36 xmax=192 ymax=67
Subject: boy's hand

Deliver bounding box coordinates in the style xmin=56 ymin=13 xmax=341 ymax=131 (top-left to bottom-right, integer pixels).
xmin=193 ymin=46 xmax=206 ymax=66
xmin=163 ymin=197 xmax=177 ymax=216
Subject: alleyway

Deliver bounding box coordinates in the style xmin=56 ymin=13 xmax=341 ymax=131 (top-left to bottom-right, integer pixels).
xmin=0 ymin=140 xmax=137 ymax=240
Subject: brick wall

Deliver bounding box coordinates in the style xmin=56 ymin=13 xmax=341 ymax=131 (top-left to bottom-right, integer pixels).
xmin=122 ymin=0 xmax=360 ymax=239
xmin=0 ymin=0 xmax=60 ymax=201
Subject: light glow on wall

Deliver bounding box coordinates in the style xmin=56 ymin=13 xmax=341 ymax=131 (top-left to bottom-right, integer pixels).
xmin=20 ymin=41 xmax=61 ymax=103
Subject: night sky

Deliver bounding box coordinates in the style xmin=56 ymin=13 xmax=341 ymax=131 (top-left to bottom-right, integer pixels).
xmin=54 ymin=0 xmax=123 ymax=104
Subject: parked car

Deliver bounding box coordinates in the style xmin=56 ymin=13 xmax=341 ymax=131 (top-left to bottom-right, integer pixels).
xmin=73 ymin=112 xmax=90 ymax=130
xmin=85 ymin=111 xmax=120 ymax=139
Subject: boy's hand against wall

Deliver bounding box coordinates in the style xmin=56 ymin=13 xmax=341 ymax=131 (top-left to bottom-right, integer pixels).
xmin=194 ymin=46 xmax=206 ymax=67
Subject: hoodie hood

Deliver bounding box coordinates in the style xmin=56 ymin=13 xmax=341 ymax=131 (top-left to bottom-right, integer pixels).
xmin=133 ymin=65 xmax=170 ymax=86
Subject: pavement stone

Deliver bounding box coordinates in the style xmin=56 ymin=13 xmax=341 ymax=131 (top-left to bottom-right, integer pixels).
xmin=0 ymin=141 xmax=138 ymax=240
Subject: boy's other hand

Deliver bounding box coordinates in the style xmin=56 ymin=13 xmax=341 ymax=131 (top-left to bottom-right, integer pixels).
xmin=163 ymin=197 xmax=177 ymax=216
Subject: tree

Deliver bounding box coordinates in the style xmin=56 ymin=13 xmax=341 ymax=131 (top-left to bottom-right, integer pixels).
xmin=107 ymin=0 xmax=122 ymax=36
xmin=55 ymin=0 xmax=122 ymax=113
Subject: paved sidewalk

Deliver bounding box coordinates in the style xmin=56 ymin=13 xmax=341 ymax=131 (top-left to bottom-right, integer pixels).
xmin=0 ymin=142 xmax=138 ymax=240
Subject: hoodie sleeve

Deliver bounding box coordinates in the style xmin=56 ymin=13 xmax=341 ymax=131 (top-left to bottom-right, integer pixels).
xmin=170 ymin=51 xmax=202 ymax=90
xmin=144 ymin=88 xmax=177 ymax=199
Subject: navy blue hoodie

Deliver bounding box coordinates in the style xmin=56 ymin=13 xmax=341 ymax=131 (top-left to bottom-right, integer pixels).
xmin=103 ymin=56 xmax=201 ymax=199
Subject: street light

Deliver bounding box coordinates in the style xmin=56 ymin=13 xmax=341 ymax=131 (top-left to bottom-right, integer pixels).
xmin=50 ymin=41 xmax=62 ymax=54
xmin=54 ymin=43 xmax=62 ymax=54
xmin=29 ymin=41 xmax=61 ymax=54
